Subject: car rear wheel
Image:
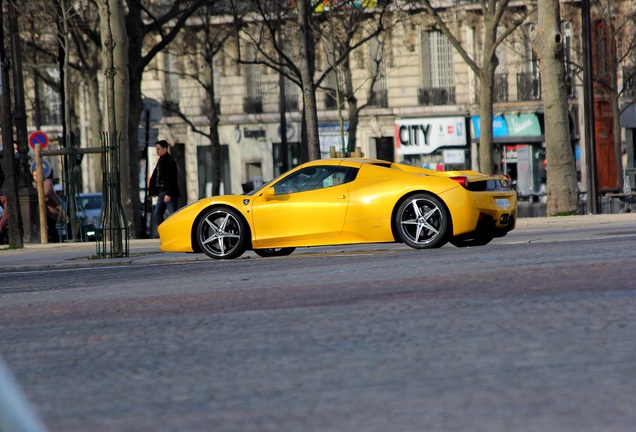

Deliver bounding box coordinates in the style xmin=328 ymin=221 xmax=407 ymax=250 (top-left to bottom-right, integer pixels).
xmin=253 ymin=247 xmax=296 ymax=258
xmin=196 ymin=207 xmax=248 ymax=259
xmin=395 ymin=193 xmax=449 ymax=249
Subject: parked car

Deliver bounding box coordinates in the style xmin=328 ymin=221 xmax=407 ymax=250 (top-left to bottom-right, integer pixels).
xmin=158 ymin=158 xmax=517 ymax=260
xmin=77 ymin=193 xmax=103 ymax=240
xmin=57 ymin=192 xmax=103 ymax=241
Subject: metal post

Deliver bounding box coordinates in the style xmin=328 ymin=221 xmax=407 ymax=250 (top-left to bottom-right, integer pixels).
xmin=581 ymin=0 xmax=598 ymax=214
xmin=278 ymin=27 xmax=289 ymax=174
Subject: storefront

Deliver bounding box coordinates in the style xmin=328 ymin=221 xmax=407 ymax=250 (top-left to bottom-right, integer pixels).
xmin=471 ymin=113 xmax=545 ymax=198
xmin=394 ymin=116 xmax=468 ymax=170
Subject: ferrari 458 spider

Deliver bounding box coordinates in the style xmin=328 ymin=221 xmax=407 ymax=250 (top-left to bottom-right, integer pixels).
xmin=158 ymin=158 xmax=517 ymax=259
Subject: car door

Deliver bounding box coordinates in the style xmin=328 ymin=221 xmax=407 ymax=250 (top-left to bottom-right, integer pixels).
xmin=250 ymin=166 xmax=351 ymax=245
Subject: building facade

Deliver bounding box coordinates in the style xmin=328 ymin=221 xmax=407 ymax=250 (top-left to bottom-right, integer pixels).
xmin=26 ymin=1 xmax=636 ymax=209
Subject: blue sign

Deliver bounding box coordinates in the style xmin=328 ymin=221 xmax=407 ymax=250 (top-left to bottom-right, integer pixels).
xmin=471 ymin=115 xmax=508 ymax=139
xmin=31 ymin=161 xmax=52 ymax=179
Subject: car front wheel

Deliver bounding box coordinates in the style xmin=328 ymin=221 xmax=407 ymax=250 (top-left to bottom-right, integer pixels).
xmin=395 ymin=193 xmax=449 ymax=249
xmin=196 ymin=207 xmax=248 ymax=259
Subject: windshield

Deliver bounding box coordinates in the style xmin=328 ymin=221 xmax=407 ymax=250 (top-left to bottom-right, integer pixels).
xmin=243 ymin=181 xmax=271 ymax=196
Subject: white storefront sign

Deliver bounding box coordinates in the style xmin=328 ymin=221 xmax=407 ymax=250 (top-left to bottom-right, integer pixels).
xmin=395 ymin=117 xmax=466 ymax=156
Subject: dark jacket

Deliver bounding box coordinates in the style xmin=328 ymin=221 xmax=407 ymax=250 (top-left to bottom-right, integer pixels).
xmin=0 ymin=194 xmax=8 ymax=236
xmin=149 ymin=153 xmax=180 ymax=198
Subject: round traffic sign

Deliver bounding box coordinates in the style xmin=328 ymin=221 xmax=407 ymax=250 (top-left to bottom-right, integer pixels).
xmin=28 ymin=130 xmax=50 ymax=150
xmin=31 ymin=161 xmax=52 ymax=178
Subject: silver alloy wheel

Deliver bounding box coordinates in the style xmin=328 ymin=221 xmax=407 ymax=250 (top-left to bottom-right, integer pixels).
xmin=196 ymin=207 xmax=247 ymax=259
xmin=396 ymin=193 xmax=448 ymax=249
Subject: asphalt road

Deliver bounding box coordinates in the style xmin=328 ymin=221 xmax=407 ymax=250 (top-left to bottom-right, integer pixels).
xmin=1 ymin=217 xmax=636 ymax=432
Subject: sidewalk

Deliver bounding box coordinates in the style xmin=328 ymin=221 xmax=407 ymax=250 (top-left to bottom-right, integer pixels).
xmin=0 ymin=238 xmax=208 ymax=271
xmin=1 ymin=213 xmax=634 ymax=271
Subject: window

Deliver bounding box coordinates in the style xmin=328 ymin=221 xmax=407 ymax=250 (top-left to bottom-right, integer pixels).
xmin=41 ymin=67 xmax=62 ymax=125
xmin=283 ymin=75 xmax=298 ymax=111
xmin=202 ymin=55 xmax=222 ymax=116
xmin=244 ymin=44 xmax=263 ymax=113
xmin=280 ymin=39 xmax=299 ymax=111
xmin=517 ymin=23 xmax=541 ymax=101
xmin=163 ymin=51 xmax=180 ymax=112
xmin=593 ymin=20 xmax=611 ymax=80
xmin=419 ymin=31 xmax=455 ymax=105
xmin=494 ymin=26 xmax=509 ymax=102
xmin=325 ymin=67 xmax=345 ymax=110
xmin=368 ymin=37 xmax=388 ymax=107
xmin=273 ymin=166 xmax=357 ymax=195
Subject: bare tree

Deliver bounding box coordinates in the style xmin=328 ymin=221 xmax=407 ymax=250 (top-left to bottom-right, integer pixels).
xmin=158 ymin=6 xmax=234 ymax=196
xmin=419 ymin=0 xmax=535 ymax=174
xmin=313 ymin=2 xmax=400 ymax=155
xmin=122 ymin=0 xmax=211 ymax=238
xmin=233 ymin=0 xmax=395 ymax=161
xmin=69 ymin=0 xmax=104 ymax=192
xmin=535 ymin=0 xmax=579 ymax=214
xmin=0 ymin=0 xmax=24 ymax=247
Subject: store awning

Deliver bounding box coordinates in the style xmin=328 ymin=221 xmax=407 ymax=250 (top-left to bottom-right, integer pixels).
xmin=471 ymin=113 xmax=544 ymax=143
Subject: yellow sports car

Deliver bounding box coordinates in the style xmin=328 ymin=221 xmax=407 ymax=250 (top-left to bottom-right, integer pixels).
xmin=159 ymin=158 xmax=517 ymax=259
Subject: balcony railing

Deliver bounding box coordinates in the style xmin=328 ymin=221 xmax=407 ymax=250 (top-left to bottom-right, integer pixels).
xmin=282 ymin=94 xmax=299 ymax=112
xmin=369 ymin=89 xmax=388 ymax=108
xmin=418 ymin=87 xmax=456 ymax=105
xmin=623 ymin=66 xmax=636 ymax=98
xmin=243 ymin=96 xmax=263 ymax=114
xmin=325 ymin=91 xmax=344 ymax=110
xmin=517 ymin=73 xmax=541 ymax=101
xmin=201 ymin=99 xmax=221 ymax=117
xmin=494 ymin=73 xmax=508 ymax=102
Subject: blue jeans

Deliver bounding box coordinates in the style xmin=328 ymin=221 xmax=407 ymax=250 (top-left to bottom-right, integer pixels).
xmin=155 ymin=191 xmax=178 ymax=225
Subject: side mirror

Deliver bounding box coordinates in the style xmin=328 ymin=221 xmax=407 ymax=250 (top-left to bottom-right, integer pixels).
xmin=263 ymin=187 xmax=276 ymax=201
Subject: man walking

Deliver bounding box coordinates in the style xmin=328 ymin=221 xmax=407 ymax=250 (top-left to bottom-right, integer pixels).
xmin=149 ymin=140 xmax=180 ymax=225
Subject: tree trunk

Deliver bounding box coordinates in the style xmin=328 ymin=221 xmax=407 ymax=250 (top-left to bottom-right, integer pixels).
xmin=536 ymin=0 xmax=579 ymax=215
xmin=477 ymin=15 xmax=499 ymax=175
xmin=8 ymin=2 xmax=29 ymax=186
xmin=87 ymin=74 xmax=104 ymax=191
xmin=204 ymin=55 xmax=222 ymax=196
xmin=107 ymin=0 xmax=133 ymax=235
xmin=296 ymin=0 xmax=320 ymax=161
xmin=342 ymin=53 xmax=359 ymax=155
xmin=478 ymin=69 xmax=494 ymax=174
xmin=0 ymin=0 xmax=24 ymax=247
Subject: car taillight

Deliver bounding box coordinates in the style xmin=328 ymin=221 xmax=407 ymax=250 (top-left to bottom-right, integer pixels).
xmin=450 ymin=176 xmax=468 ymax=188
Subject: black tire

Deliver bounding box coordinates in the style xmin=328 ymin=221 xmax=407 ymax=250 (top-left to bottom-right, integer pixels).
xmin=253 ymin=247 xmax=296 ymax=258
xmin=196 ymin=207 xmax=248 ymax=259
xmin=449 ymin=231 xmax=495 ymax=247
xmin=395 ymin=193 xmax=449 ymax=249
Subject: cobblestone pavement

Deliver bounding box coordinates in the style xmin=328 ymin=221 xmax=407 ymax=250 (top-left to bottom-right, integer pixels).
xmin=1 ymin=214 xmax=635 ymax=432
xmin=0 ymin=213 xmax=634 ymax=270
